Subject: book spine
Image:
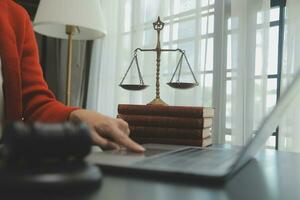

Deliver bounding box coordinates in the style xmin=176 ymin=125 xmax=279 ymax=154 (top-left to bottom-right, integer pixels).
xmin=131 ymin=137 xmax=212 ymax=147
xmin=118 ymin=104 xmax=214 ymax=118
xmin=118 ymin=114 xmax=213 ymax=129
xmin=129 ymin=126 xmax=211 ymax=139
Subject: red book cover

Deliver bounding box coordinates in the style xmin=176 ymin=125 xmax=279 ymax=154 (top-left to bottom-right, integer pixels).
xmin=118 ymin=114 xmax=213 ymax=129
xmin=131 ymin=137 xmax=212 ymax=147
xmin=118 ymin=104 xmax=215 ymax=118
xmin=129 ymin=126 xmax=211 ymax=139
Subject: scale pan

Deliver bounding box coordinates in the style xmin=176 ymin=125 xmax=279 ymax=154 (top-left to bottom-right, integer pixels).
xmin=119 ymin=84 xmax=149 ymax=91
xmin=167 ymin=82 xmax=199 ymax=89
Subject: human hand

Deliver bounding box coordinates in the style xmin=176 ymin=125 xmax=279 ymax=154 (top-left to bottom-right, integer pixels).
xmin=69 ymin=109 xmax=145 ymax=152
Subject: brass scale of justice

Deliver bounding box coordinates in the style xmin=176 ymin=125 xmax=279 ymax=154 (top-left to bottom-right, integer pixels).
xmin=119 ymin=17 xmax=199 ymax=105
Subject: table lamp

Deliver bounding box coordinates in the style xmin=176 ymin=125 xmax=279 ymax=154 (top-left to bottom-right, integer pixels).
xmin=33 ymin=0 xmax=107 ymax=106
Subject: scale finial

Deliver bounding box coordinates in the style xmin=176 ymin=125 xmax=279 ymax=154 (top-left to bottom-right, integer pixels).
xmin=153 ymin=16 xmax=165 ymax=31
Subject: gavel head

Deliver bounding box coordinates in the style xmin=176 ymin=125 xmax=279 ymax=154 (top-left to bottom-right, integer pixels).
xmin=1 ymin=122 xmax=92 ymax=164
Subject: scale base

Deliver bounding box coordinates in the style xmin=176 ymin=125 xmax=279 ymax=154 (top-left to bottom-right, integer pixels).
xmin=147 ymin=98 xmax=168 ymax=106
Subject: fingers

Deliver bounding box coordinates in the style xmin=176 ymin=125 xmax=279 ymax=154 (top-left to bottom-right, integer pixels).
xmin=90 ymin=129 xmax=120 ymax=150
xmin=102 ymin=127 xmax=145 ymax=153
xmin=92 ymin=126 xmax=144 ymax=153
xmin=76 ymin=111 xmax=144 ymax=152
xmin=116 ymin=118 xmax=130 ymax=136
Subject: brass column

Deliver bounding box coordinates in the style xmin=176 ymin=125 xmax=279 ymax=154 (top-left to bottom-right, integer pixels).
xmin=148 ymin=17 xmax=167 ymax=105
xmin=65 ymin=25 xmax=76 ymax=106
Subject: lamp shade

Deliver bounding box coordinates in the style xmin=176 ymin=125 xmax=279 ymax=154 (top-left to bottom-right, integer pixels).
xmin=33 ymin=0 xmax=107 ymax=40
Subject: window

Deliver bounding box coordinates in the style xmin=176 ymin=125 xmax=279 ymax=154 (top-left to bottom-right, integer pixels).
xmin=225 ymin=0 xmax=286 ymax=149
xmin=120 ymin=0 xmax=216 ymax=106
xmin=120 ymin=0 xmax=286 ymax=148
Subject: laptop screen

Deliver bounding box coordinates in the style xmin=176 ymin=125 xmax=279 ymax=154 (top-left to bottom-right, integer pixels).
xmin=232 ymin=69 xmax=300 ymax=172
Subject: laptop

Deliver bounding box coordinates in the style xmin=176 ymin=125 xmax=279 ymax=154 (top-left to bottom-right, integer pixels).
xmin=87 ymin=70 xmax=300 ymax=181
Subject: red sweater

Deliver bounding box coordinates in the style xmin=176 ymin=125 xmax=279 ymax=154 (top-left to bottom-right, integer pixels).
xmin=0 ymin=0 xmax=78 ymax=124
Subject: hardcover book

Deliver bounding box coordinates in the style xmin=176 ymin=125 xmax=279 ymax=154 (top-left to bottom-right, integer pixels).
xmin=118 ymin=114 xmax=213 ymax=129
xmin=129 ymin=126 xmax=211 ymax=139
xmin=118 ymin=104 xmax=215 ymax=118
xmin=131 ymin=137 xmax=212 ymax=147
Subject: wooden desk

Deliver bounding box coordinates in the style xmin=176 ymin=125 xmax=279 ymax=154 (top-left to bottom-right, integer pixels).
xmin=1 ymin=149 xmax=300 ymax=200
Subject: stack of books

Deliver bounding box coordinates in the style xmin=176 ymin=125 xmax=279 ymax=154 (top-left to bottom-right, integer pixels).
xmin=117 ymin=104 xmax=215 ymax=147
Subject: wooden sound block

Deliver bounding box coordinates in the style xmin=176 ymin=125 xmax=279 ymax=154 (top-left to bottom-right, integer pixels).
xmin=0 ymin=162 xmax=102 ymax=194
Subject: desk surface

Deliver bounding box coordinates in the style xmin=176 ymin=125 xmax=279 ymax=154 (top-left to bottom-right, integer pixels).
xmin=1 ymin=148 xmax=300 ymax=200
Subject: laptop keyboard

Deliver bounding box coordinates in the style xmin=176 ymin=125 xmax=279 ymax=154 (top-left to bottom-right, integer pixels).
xmin=134 ymin=147 xmax=237 ymax=171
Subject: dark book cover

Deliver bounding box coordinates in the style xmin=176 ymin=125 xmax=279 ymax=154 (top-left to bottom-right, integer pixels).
xmin=118 ymin=104 xmax=215 ymax=118
xmin=131 ymin=137 xmax=212 ymax=147
xmin=129 ymin=126 xmax=211 ymax=139
xmin=118 ymin=114 xmax=213 ymax=129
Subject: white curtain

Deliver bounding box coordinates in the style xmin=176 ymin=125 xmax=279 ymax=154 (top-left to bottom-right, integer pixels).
xmin=86 ymin=0 xmax=119 ymax=115
xmin=279 ymin=0 xmax=300 ymax=152
xmin=230 ymin=0 xmax=270 ymax=145
xmin=89 ymin=0 xmax=300 ymax=148
xmin=88 ymin=0 xmax=213 ymax=116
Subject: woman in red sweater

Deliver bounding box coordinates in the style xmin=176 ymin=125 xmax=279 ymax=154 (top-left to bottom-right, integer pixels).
xmin=0 ymin=0 xmax=144 ymax=152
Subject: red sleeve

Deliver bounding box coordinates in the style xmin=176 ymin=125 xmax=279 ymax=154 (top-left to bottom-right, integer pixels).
xmin=21 ymin=13 xmax=80 ymax=123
